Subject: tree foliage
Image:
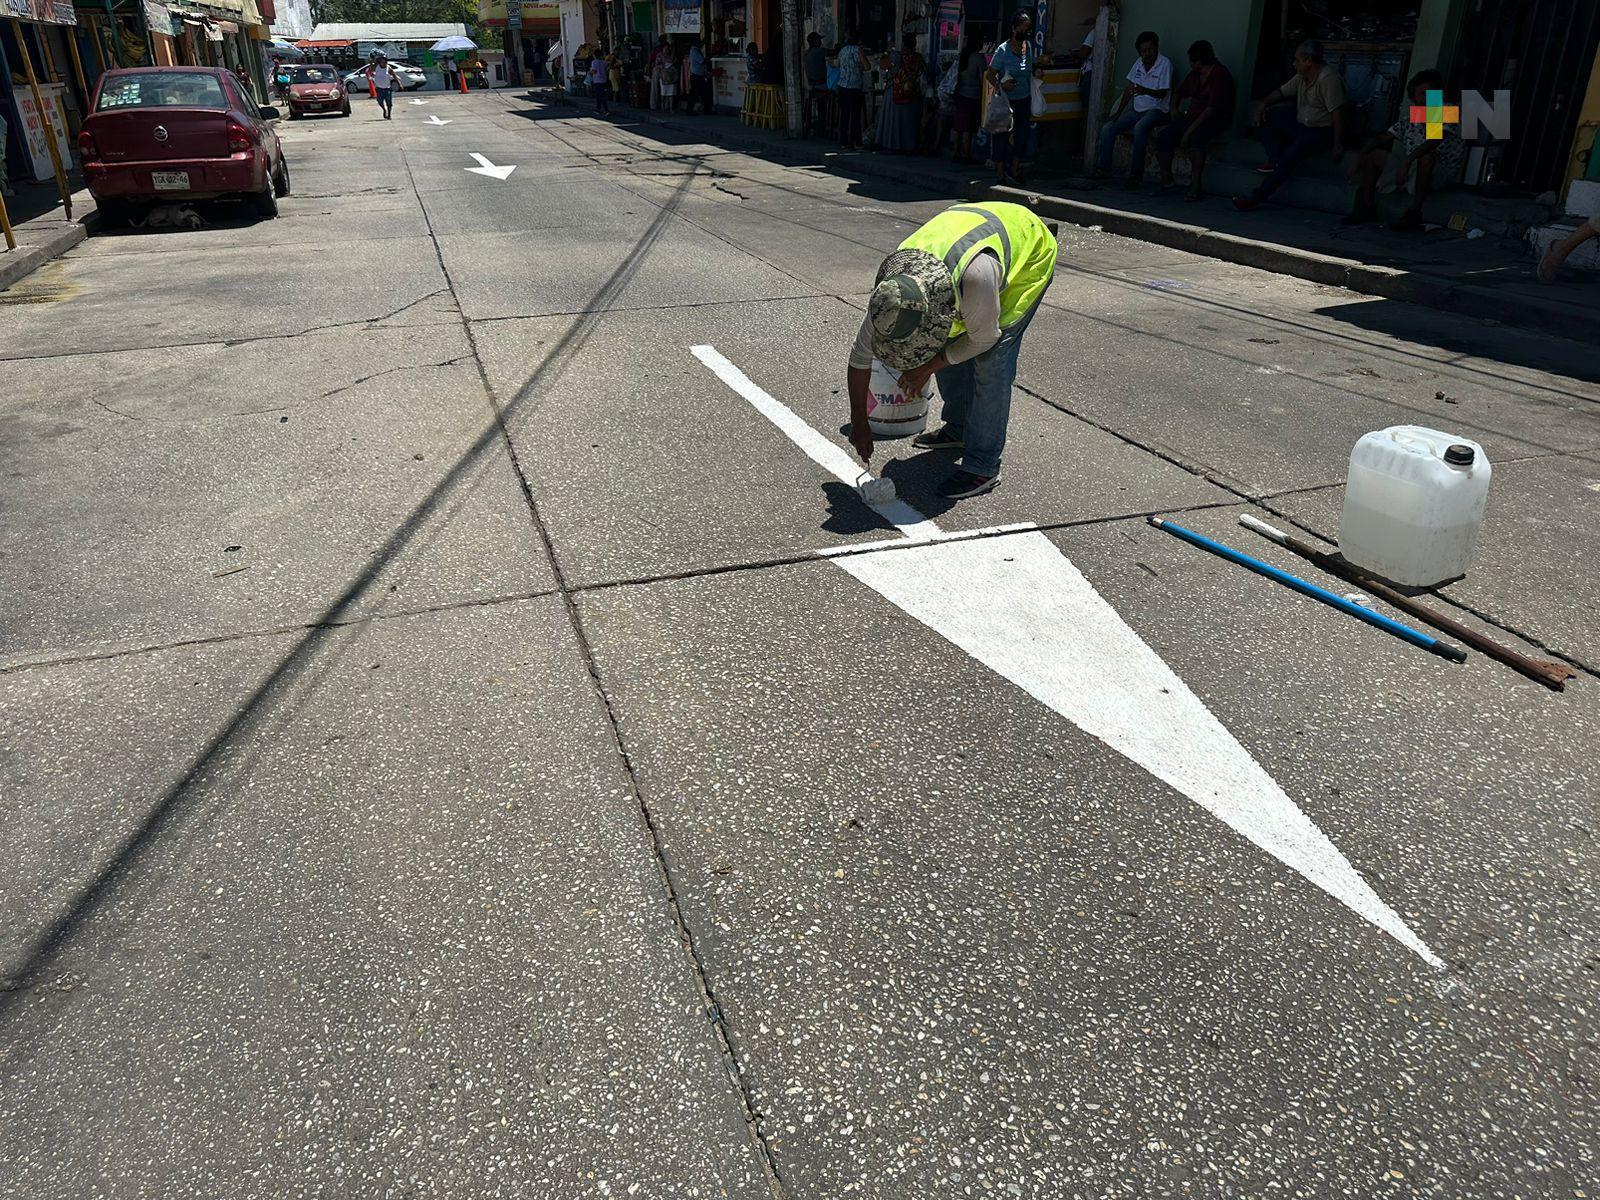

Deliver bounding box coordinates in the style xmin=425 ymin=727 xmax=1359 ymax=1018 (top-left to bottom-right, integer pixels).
xmin=311 ymin=0 xmax=480 ymax=34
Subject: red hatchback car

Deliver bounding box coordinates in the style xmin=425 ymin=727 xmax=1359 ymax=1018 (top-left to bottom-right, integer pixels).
xmin=285 ymin=63 xmax=350 ymax=119
xmin=79 ymin=66 xmax=289 ymax=224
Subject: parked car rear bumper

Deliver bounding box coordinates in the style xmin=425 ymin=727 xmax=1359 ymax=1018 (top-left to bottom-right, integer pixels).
xmin=86 ymin=151 xmax=269 ymax=201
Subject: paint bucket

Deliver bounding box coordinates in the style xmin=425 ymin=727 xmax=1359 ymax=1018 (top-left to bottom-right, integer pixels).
xmin=867 ymin=360 xmax=932 ymax=438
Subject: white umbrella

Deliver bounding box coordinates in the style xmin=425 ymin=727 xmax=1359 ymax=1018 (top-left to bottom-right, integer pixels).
xmin=430 ymin=35 xmax=477 ymax=51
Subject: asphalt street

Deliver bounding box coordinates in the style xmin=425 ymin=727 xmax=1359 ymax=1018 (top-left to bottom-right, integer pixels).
xmin=1 ymin=89 xmax=1597 ymax=1199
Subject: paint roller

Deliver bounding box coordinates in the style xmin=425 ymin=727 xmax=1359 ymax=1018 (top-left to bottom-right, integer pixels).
xmin=856 ymin=472 xmax=898 ymax=506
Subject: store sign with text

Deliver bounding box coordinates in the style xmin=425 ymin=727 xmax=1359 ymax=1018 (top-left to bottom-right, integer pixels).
xmin=14 ymin=88 xmax=74 ymax=180
xmin=3 ymin=0 xmax=77 ymax=23
xmin=143 ymin=0 xmax=176 ymax=35
xmin=664 ymin=0 xmax=699 ymax=34
xmin=475 ymin=0 xmax=558 ymax=27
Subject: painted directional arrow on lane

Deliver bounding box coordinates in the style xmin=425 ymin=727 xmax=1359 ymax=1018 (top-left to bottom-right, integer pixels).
xmin=464 ymin=152 xmax=516 ymax=180
xmin=692 ymin=344 xmax=1443 ymax=969
xmin=409 ymin=98 xmax=428 ymax=105
xmin=425 ymin=114 xmax=452 ymax=125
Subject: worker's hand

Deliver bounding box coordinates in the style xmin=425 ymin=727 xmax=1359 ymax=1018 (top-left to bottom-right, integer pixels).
xmin=898 ymin=362 xmax=937 ymax=398
xmin=850 ymin=423 xmax=874 ymax=465
xmin=1177 ymin=130 xmax=1192 ymax=151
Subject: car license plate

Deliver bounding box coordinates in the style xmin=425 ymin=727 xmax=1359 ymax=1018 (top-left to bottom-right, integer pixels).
xmin=151 ymin=170 xmax=190 ymax=190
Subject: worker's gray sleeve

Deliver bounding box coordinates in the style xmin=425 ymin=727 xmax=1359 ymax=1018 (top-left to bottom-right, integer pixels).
xmin=848 ymin=315 xmax=876 ymax=372
xmin=943 ymin=254 xmax=1003 ymax=366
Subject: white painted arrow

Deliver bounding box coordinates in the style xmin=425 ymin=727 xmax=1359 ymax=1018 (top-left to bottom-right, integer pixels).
xmin=465 ymin=152 xmax=516 ymax=180
xmin=409 ymin=98 xmax=428 ymax=105
xmin=691 ymin=343 xmax=1442 ymax=969
xmin=425 ymin=114 xmax=452 ymax=125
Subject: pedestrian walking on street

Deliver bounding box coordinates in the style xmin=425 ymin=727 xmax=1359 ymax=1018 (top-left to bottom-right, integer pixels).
xmin=370 ymin=55 xmax=398 ymax=119
xmin=589 ymin=51 xmax=612 ymax=114
xmin=949 ymin=36 xmax=985 ymax=164
xmin=687 ymin=41 xmax=711 ymax=114
xmin=835 ymin=30 xmax=867 ymax=148
xmin=986 ymin=10 xmax=1049 ymax=186
xmin=846 ymin=201 xmax=1058 ymax=499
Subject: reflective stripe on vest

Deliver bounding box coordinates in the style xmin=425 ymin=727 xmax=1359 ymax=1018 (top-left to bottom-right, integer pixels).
xmin=897 ymin=201 xmax=1057 ymax=340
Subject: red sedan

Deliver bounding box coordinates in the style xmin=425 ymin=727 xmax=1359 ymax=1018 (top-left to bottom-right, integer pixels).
xmin=79 ymin=66 xmax=290 ymax=224
xmin=285 ymin=63 xmax=350 ymax=120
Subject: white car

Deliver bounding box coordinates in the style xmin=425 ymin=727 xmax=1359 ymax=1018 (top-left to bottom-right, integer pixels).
xmin=342 ymin=63 xmax=427 ymax=92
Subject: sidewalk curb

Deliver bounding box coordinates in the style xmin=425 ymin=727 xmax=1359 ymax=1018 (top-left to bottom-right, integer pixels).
xmin=0 ymin=220 xmax=86 ymax=292
xmin=531 ymin=91 xmax=1599 ymax=344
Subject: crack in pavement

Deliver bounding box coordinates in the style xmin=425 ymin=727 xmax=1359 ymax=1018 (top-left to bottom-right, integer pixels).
xmin=402 ymin=146 xmax=794 ymax=1199
xmin=0 ymin=288 xmax=458 ymax=365
xmin=0 ymin=589 xmax=562 ymax=677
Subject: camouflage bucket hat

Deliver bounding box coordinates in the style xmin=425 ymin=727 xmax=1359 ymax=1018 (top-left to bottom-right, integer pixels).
xmin=868 ymin=248 xmax=956 ymax=372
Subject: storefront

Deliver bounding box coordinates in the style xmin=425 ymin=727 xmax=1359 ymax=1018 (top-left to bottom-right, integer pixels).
xmin=1 ymin=3 xmax=85 ymax=185
xmin=479 ymin=0 xmax=560 ymax=85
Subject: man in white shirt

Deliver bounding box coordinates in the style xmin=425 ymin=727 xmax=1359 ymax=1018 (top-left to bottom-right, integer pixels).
xmin=369 ymin=55 xmax=398 ymax=119
xmin=1091 ymin=30 xmax=1171 ymax=187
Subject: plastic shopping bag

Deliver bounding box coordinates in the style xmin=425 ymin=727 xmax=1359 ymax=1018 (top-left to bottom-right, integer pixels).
xmin=983 ymin=88 xmax=1013 ymax=134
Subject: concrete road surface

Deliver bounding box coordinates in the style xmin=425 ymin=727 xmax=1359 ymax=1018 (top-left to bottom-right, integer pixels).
xmin=2 ymin=91 xmax=1596 ymax=1199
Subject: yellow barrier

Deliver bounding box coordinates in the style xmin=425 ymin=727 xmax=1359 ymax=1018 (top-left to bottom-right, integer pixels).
xmin=742 ymin=83 xmax=786 ymax=130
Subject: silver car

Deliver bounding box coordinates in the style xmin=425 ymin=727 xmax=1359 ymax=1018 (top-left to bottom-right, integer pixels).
xmin=342 ymin=62 xmax=428 ymax=92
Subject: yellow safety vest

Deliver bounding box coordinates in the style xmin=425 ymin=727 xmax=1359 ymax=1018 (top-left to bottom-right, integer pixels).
xmin=897 ymin=201 xmax=1058 ymax=339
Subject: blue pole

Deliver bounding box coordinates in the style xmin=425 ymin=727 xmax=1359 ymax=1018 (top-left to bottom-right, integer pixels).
xmin=1147 ymin=517 xmax=1467 ymax=663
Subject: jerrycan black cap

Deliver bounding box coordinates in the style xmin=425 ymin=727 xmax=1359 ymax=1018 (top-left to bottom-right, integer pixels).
xmin=1444 ymin=443 xmax=1476 ymax=466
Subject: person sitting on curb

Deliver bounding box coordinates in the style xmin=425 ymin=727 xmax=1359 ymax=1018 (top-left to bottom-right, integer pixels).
xmin=845 ymin=202 xmax=1059 ymax=501
xmin=1538 ymin=214 xmax=1600 ymax=283
xmin=1152 ymin=40 xmax=1234 ymax=199
xmin=1343 ymin=69 xmax=1464 ymax=231
xmin=1091 ymin=30 xmax=1171 ymax=188
xmin=1233 ymin=41 xmax=1346 ymax=211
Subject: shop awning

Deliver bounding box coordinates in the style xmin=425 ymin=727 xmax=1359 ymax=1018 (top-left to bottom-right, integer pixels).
xmin=296 ymin=38 xmax=354 ymax=47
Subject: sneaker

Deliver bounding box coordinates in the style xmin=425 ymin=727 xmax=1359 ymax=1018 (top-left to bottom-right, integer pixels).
xmin=912 ymin=425 xmax=964 ymax=450
xmin=1232 ymin=195 xmax=1261 ymax=212
xmin=937 ymin=469 xmax=1001 ymax=499
xmin=1255 ymin=162 xmax=1277 ymax=174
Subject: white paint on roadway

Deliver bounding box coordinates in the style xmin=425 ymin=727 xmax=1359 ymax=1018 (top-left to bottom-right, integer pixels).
xmin=692 ymin=343 xmax=1443 ymax=969
xmin=465 ymin=152 xmax=516 ymax=179
xmin=426 ymin=115 xmax=453 ymax=126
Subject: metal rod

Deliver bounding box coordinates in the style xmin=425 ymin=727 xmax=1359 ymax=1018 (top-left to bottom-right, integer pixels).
xmin=1238 ymin=514 xmax=1576 ymax=692
xmin=0 ymin=185 xmax=15 ymax=251
xmin=63 ymin=22 xmax=90 ymax=101
xmin=10 ymin=19 xmax=73 ymax=222
xmin=1147 ymin=517 xmax=1468 ymax=663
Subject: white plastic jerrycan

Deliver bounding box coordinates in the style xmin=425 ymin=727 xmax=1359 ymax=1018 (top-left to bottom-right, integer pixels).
xmin=1339 ymin=426 xmax=1492 ymax=588
xmin=867 ymin=359 xmax=933 ymax=438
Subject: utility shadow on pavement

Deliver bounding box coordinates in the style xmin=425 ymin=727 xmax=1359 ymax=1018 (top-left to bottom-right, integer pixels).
xmin=510 ymin=97 xmax=961 ymax=211
xmin=0 ymin=169 xmax=698 ymax=1002
xmin=1315 ymin=295 xmax=1600 ymax=385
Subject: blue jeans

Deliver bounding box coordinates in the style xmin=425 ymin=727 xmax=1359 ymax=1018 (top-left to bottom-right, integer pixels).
xmin=376 ymin=86 xmax=393 ymax=117
xmin=934 ymin=291 xmax=1047 ymax=477
xmin=1097 ymin=106 xmax=1169 ymax=178
xmin=1252 ymin=104 xmax=1335 ymax=199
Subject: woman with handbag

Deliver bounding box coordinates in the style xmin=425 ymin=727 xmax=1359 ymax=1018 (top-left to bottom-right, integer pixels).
xmin=875 ymin=32 xmax=924 ymax=155
xmin=985 ymin=10 xmax=1049 ymax=185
